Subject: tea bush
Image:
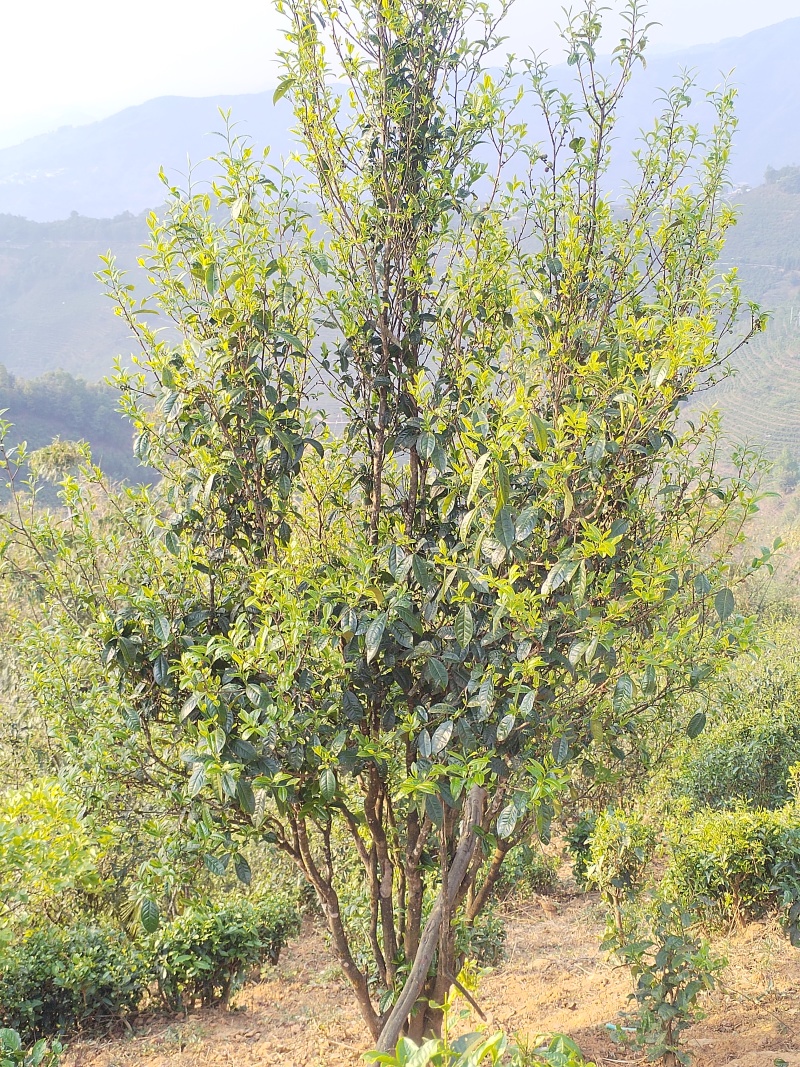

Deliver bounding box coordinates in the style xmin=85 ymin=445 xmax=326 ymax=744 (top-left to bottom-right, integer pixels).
xmin=454 ymin=906 xmax=507 ymax=969
xmin=493 ymin=844 xmax=559 ymax=901
xmin=0 ymin=924 xmax=149 ymax=1042
xmin=607 ymin=901 xmax=724 ymax=1067
xmin=565 ymin=814 xmax=597 ymax=889
xmin=151 ymin=895 xmax=300 ymax=1009
xmin=0 ymin=1029 xmax=62 ymax=1067
xmin=665 ymin=804 xmax=800 ymax=934
xmin=672 ymin=711 xmax=800 ymax=812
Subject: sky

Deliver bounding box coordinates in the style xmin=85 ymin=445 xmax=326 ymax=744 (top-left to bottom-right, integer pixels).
xmin=2 ymin=0 xmax=799 ymax=150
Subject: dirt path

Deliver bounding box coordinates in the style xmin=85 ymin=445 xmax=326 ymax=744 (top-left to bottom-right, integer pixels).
xmin=66 ymin=892 xmax=800 ymax=1067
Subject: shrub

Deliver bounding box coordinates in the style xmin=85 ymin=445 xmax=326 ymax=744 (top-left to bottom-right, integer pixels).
xmin=0 ymin=1030 xmax=62 ymax=1067
xmin=607 ymin=901 xmax=724 ymax=1067
xmin=585 ymin=811 xmax=656 ymax=938
xmin=565 ymin=814 xmax=597 ymax=889
xmin=151 ymin=895 xmax=300 ymax=1009
xmin=455 ymin=906 xmax=507 ymax=969
xmin=665 ymin=804 xmax=800 ymax=933
xmin=494 ymin=844 xmax=559 ymax=900
xmin=672 ymin=712 xmax=800 ymax=812
xmin=0 ymin=924 xmax=149 ymax=1042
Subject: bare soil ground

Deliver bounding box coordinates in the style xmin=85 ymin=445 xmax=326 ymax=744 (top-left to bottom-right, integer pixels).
xmin=65 ymin=889 xmax=800 ymax=1067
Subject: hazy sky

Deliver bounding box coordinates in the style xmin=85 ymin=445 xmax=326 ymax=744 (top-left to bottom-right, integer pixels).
xmin=2 ymin=0 xmax=798 ymax=149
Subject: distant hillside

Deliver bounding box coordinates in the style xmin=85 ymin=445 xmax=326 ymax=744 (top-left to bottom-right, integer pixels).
xmin=0 ymin=19 xmax=799 ymax=221
xmin=0 ymin=364 xmax=146 ymax=486
xmin=0 ymin=211 xmax=146 ymax=379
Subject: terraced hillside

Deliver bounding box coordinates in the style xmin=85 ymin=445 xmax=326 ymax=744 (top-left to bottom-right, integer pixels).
xmin=697 ymin=173 xmax=800 ymax=461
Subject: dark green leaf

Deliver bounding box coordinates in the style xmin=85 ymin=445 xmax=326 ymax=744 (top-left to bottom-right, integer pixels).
xmin=686 ymin=711 xmax=707 ymax=739
xmin=494 ymin=506 xmax=516 ymax=550
xmin=714 ymin=588 xmax=735 ymax=622
xmin=365 ymin=612 xmax=387 ymax=664
xmin=320 ymin=767 xmax=336 ymax=801
xmin=234 ymin=854 xmax=252 ymax=885
xmin=454 ymin=604 xmax=474 ymax=647
xmin=140 ymin=898 xmax=160 ymax=933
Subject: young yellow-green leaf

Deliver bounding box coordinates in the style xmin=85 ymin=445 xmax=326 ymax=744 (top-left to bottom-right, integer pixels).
xmin=467 ymin=451 xmax=492 ymax=506
xmin=273 ymin=76 xmax=295 ymax=104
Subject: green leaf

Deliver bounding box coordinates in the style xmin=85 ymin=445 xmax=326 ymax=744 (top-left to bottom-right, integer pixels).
xmin=273 ymin=76 xmax=294 ymax=104
xmin=495 ymin=460 xmax=511 ymax=504
xmin=530 ymin=413 xmax=549 ymax=453
xmin=714 ymin=587 xmax=735 ymax=622
xmin=412 ymin=554 xmax=432 ymax=589
xmin=320 ymin=767 xmax=336 ymax=801
xmin=417 ymin=431 xmax=436 ymax=460
xmin=454 ymin=604 xmax=474 ymax=647
xmin=497 ymin=802 xmax=518 ymax=839
xmin=686 ymin=710 xmax=707 ymax=739
xmin=425 ymin=657 xmax=448 ymax=692
xmin=140 ymin=897 xmax=160 ymax=933
xmin=234 ymin=854 xmax=252 ymax=885
xmin=467 ymin=451 xmax=492 ymax=505
xmin=153 ymin=653 xmax=169 ymax=687
xmin=613 ymin=674 xmax=634 ymax=714
xmin=551 ymin=736 xmax=569 ymax=764
xmin=165 ymin=530 xmax=180 ymax=556
xmin=307 ymin=248 xmax=329 ymax=275
xmin=236 ymin=778 xmax=256 ymax=815
xmin=496 ymin=713 xmax=514 ymax=742
xmin=153 ymin=614 xmax=171 ymax=643
xmin=431 ymin=720 xmax=453 ymax=755
xmin=187 ymin=762 xmax=206 ymax=797
xmin=542 ymin=558 xmax=578 ymax=596
xmin=203 ymin=853 xmax=227 ymax=876
xmin=365 ymin=612 xmax=387 ymax=664
xmin=417 ymin=729 xmax=432 ymax=758
xmin=494 ymin=506 xmax=516 ymax=550
xmin=515 ymin=505 xmax=538 ymax=541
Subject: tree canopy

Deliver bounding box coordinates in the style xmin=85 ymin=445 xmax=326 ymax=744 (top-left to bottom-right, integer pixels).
xmin=0 ymin=0 xmax=770 ymax=1049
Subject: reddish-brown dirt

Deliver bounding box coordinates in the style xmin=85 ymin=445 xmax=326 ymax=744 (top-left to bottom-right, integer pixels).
xmin=65 ymin=890 xmax=800 ymax=1067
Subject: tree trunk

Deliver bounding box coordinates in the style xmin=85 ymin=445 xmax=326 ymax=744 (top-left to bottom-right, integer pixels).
xmin=376 ymin=785 xmax=486 ymax=1051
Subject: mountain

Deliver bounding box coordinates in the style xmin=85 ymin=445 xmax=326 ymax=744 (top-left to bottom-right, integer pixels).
xmin=0 ymin=94 xmax=294 ymax=222
xmin=1 ymin=19 xmax=799 ymax=222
